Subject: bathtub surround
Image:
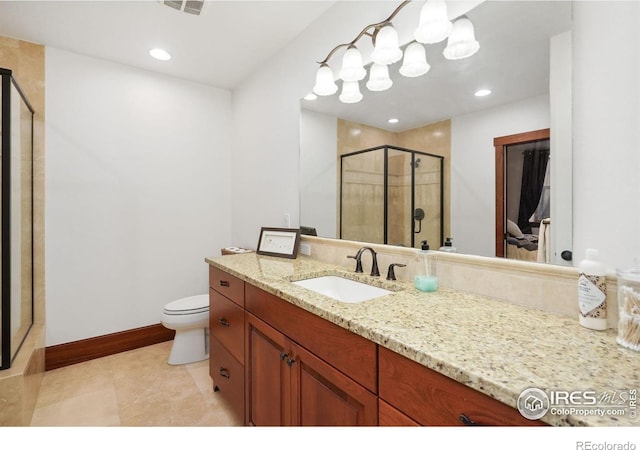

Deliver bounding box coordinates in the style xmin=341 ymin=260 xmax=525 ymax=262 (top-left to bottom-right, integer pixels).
xmin=0 ymin=36 xmax=45 ymax=426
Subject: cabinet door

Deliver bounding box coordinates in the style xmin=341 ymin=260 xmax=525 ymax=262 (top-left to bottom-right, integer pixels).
xmin=246 ymin=313 xmax=291 ymax=426
xmin=289 ymin=341 xmax=377 ymax=426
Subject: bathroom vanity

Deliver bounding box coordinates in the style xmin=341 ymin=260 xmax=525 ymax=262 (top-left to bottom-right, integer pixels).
xmin=206 ymin=252 xmax=640 ymax=427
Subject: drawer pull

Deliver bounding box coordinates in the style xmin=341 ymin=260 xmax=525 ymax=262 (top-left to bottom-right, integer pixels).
xmin=459 ymin=414 xmax=479 ymax=426
xmin=219 ymin=368 xmax=230 ymax=379
xmin=219 ymin=280 xmax=230 ymax=287
xmin=286 ymin=357 xmax=296 ymax=367
xmin=218 ymin=318 xmax=230 ymax=327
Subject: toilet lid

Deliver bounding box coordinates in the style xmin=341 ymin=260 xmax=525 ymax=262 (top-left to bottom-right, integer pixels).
xmin=163 ymin=294 xmax=209 ymax=315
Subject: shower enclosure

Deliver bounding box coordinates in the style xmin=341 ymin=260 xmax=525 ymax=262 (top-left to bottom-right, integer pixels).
xmin=340 ymin=145 xmax=443 ymax=249
xmin=1 ymin=68 xmax=34 ymax=370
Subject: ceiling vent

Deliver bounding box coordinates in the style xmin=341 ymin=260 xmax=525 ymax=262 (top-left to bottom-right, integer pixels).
xmin=163 ymin=0 xmax=205 ymax=16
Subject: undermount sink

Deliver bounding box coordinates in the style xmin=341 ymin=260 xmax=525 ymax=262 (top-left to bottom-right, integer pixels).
xmin=292 ymin=275 xmax=392 ymax=303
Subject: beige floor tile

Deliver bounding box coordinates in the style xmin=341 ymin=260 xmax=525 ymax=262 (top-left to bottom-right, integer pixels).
xmin=30 ymin=387 xmax=120 ymax=426
xmin=30 ymin=342 xmax=240 ymax=427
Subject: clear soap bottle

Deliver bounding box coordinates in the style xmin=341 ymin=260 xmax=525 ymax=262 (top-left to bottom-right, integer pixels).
xmin=415 ymin=240 xmax=438 ymax=292
xmin=439 ymin=237 xmax=457 ymax=253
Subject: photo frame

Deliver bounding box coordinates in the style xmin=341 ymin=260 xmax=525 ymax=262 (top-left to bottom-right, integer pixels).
xmin=256 ymin=227 xmax=301 ymax=259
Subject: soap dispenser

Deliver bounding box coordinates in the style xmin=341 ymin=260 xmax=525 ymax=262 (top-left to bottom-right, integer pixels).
xmin=439 ymin=237 xmax=457 ymax=253
xmin=415 ymin=240 xmax=438 ymax=292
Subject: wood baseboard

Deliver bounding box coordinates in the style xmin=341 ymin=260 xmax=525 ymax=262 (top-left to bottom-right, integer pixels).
xmin=45 ymin=324 xmax=175 ymax=371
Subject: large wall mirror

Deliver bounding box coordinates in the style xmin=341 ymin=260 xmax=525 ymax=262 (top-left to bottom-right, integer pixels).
xmin=300 ymin=0 xmax=573 ymax=265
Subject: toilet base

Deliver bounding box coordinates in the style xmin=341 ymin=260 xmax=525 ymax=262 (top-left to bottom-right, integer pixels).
xmin=168 ymin=328 xmax=209 ymax=365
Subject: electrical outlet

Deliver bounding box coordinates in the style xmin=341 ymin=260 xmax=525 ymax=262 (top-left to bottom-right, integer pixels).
xmin=284 ymin=213 xmax=291 ymax=227
xmin=300 ymin=243 xmax=311 ymax=256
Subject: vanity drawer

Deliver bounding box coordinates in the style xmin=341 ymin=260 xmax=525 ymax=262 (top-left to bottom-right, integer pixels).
xmin=210 ymin=336 xmax=244 ymax=422
xmin=210 ymin=288 xmax=244 ymax=363
xmin=378 ymin=346 xmax=544 ymax=426
xmin=209 ymin=266 xmax=244 ymax=307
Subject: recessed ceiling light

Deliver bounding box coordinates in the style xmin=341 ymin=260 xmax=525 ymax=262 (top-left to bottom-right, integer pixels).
xmin=149 ymin=48 xmax=171 ymax=61
xmin=474 ymin=89 xmax=491 ymax=97
xmin=303 ymin=93 xmax=317 ymax=101
xmin=387 ymin=118 xmax=399 ymax=124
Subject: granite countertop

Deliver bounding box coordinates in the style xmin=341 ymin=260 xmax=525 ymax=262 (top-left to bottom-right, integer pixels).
xmin=205 ymin=253 xmax=640 ymax=427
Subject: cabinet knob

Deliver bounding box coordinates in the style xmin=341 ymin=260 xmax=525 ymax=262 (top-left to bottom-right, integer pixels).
xmin=286 ymin=357 xmax=296 ymax=367
xmin=219 ymin=368 xmax=230 ymax=379
xmin=459 ymin=414 xmax=479 ymax=426
xmin=218 ymin=318 xmax=230 ymax=327
xmin=280 ymin=352 xmax=288 ymax=361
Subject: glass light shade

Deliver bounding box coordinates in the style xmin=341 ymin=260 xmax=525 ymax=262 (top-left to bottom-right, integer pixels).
xmin=366 ymin=63 xmax=393 ymax=92
xmin=312 ymin=63 xmax=338 ymax=96
xmin=339 ymin=45 xmax=366 ymax=82
xmin=339 ymin=80 xmax=363 ymax=104
xmin=399 ymin=42 xmax=430 ymax=78
xmin=443 ymin=16 xmax=480 ymax=60
xmin=414 ymin=0 xmax=452 ymax=44
xmin=371 ymin=24 xmax=403 ymax=65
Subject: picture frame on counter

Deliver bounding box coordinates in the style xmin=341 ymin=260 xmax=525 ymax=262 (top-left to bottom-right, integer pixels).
xmin=256 ymin=227 xmax=301 ymax=259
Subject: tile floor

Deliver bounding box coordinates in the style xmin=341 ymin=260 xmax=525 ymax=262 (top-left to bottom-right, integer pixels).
xmin=30 ymin=341 xmax=242 ymax=426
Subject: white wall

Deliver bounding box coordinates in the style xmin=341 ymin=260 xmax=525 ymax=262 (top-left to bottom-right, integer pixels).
xmin=299 ymin=109 xmax=337 ymax=238
xmin=45 ymin=48 xmax=232 ymax=346
xmin=572 ymin=1 xmax=640 ymax=269
xmin=451 ymin=95 xmax=550 ymax=257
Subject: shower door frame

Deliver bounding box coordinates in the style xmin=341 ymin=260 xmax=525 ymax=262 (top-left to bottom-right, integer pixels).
xmin=339 ymin=145 xmax=444 ymax=248
xmin=1 ymin=68 xmax=35 ymax=370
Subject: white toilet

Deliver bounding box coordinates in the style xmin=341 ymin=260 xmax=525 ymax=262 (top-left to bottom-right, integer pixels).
xmin=161 ymin=294 xmax=210 ymax=365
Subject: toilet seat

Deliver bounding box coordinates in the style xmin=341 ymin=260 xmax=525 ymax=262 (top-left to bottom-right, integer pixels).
xmin=163 ymin=294 xmax=209 ymax=315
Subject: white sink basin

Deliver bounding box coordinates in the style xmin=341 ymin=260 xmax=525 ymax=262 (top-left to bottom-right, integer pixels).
xmin=292 ymin=276 xmax=392 ymax=303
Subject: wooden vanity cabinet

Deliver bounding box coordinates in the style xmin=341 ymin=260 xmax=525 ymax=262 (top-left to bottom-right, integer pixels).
xmin=209 ymin=267 xmax=245 ymax=422
xmin=378 ymin=346 xmax=544 ymax=426
xmin=245 ymin=285 xmax=378 ymax=426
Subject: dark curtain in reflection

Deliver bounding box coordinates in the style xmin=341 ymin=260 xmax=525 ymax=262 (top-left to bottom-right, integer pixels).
xmin=517 ymin=148 xmax=550 ymax=233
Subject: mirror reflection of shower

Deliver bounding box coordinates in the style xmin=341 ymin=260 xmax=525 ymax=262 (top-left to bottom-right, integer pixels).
xmin=340 ymin=146 xmax=443 ymax=249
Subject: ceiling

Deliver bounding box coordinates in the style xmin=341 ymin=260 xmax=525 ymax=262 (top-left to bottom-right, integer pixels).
xmin=0 ymin=1 xmax=572 ymax=131
xmin=0 ymin=0 xmax=336 ymax=89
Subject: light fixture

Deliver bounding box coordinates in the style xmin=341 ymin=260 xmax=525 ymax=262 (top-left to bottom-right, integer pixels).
xmin=474 ymin=89 xmax=491 ymax=97
xmin=371 ymin=24 xmax=403 ymax=65
xmin=304 ymin=93 xmax=318 ymax=101
xmin=414 ymin=0 xmax=452 ymax=44
xmin=339 ymin=80 xmax=363 ymax=104
xmin=312 ymin=1 xmax=480 ymax=104
xmin=366 ymin=63 xmax=393 ymax=92
xmin=339 ymin=45 xmax=366 ymax=82
xmin=443 ymin=16 xmax=480 ymax=60
xmin=313 ymin=63 xmax=338 ymax=96
xmin=399 ymin=42 xmax=430 ymax=77
xmin=387 ymin=118 xmax=399 ymax=124
xmin=149 ymin=48 xmax=171 ymax=61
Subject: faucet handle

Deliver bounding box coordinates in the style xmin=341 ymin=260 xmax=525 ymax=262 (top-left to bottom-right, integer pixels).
xmin=347 ymin=254 xmax=363 ymax=273
xmin=386 ymin=263 xmax=406 ymax=281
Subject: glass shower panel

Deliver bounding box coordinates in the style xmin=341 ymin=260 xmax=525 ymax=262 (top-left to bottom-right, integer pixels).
xmin=341 ymin=149 xmax=384 ymax=244
xmin=413 ymin=152 xmax=442 ymax=249
xmin=386 ymin=149 xmax=412 ymax=247
xmin=9 ymin=80 xmax=33 ymax=360
xmin=1 ymin=69 xmax=34 ymax=370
